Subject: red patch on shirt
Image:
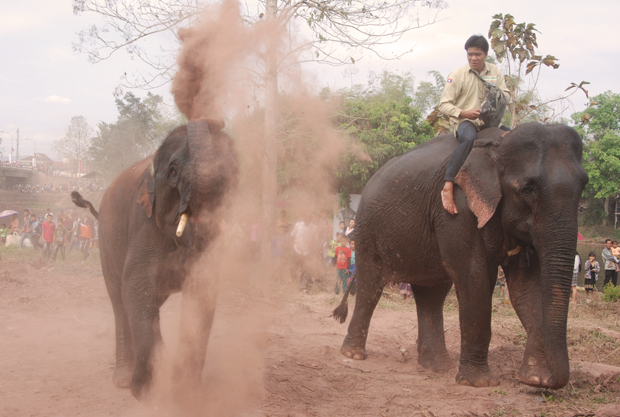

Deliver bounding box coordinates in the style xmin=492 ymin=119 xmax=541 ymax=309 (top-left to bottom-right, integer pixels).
xmin=447 ymin=78 xmax=453 ymax=83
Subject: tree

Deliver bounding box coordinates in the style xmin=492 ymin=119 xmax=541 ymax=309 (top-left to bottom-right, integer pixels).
xmin=89 ymin=92 xmax=184 ymax=182
xmin=571 ymin=91 xmax=620 ymax=226
xmin=53 ymin=116 xmax=94 ymax=173
xmin=488 ymin=13 xmax=588 ymax=127
xmin=334 ymin=71 xmax=434 ymax=202
xmin=412 ymin=70 xmax=445 ymax=117
xmin=72 ymin=0 xmax=446 ymax=89
xmin=72 ymin=0 xmax=446 ymax=226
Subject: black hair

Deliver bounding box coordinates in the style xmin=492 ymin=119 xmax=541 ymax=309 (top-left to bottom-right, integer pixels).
xmin=464 ymin=35 xmax=489 ymax=54
xmin=588 ymin=251 xmax=596 ymax=257
xmin=613 ymin=240 xmax=618 ymax=244
xmin=605 ymin=239 xmax=612 ymax=244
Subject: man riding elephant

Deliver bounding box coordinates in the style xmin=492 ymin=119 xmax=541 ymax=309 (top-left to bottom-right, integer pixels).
xmin=439 ymin=35 xmax=510 ymax=214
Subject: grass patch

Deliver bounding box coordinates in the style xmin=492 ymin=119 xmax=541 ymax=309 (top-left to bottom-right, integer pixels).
xmin=0 ymin=244 xmax=100 ymax=266
xmin=602 ymin=283 xmax=620 ymax=302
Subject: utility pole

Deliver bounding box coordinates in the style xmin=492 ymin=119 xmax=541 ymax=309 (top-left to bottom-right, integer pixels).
xmin=16 ymin=128 xmax=20 ymax=164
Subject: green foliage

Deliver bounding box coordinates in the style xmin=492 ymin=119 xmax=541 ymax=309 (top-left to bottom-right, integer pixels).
xmin=412 ymin=70 xmax=445 ymax=117
xmin=89 ymin=92 xmax=184 ymax=182
xmin=573 ymin=91 xmax=620 ymax=139
xmin=334 ymin=71 xmax=434 ymax=199
xmin=572 ymin=92 xmax=620 ymax=226
xmin=602 ymin=283 xmax=620 ymax=302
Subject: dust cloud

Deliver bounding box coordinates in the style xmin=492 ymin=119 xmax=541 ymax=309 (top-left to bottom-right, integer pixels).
xmin=145 ymin=0 xmax=349 ymax=415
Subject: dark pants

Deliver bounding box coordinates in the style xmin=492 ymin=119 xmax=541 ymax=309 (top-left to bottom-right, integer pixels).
xmin=444 ymin=121 xmax=510 ymax=182
xmin=43 ymin=242 xmax=53 ymax=260
xmin=52 ymin=244 xmax=65 ymax=261
xmin=604 ymin=269 xmax=618 ymax=287
xmin=291 ymin=250 xmax=311 ymax=289
xmin=79 ymin=238 xmax=90 ymax=260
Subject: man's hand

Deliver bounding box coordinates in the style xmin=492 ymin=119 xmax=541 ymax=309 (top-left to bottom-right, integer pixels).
xmin=460 ymin=108 xmax=481 ymax=120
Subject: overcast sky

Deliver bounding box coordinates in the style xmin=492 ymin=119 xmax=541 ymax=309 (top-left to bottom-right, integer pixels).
xmin=1 ymin=0 xmax=618 ymax=161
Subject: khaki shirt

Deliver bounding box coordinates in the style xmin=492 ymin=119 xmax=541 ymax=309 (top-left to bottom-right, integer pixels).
xmin=438 ymin=62 xmax=509 ymax=131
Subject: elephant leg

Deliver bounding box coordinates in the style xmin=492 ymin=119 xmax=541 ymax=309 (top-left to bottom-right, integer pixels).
xmin=451 ymin=257 xmax=499 ymax=387
xmin=174 ymin=272 xmax=218 ymax=389
xmin=411 ymin=282 xmax=454 ymax=373
xmin=503 ymin=254 xmax=552 ymax=387
xmin=341 ymin=262 xmax=385 ymax=360
xmin=101 ymin=264 xmax=134 ymax=388
xmin=122 ymin=270 xmax=160 ymax=399
xmin=110 ymin=292 xmax=134 ymax=388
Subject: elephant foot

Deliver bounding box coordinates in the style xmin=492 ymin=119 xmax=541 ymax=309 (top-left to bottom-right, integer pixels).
xmin=456 ymin=366 xmax=499 ymax=388
xmin=112 ymin=365 xmax=133 ymax=389
xmin=418 ymin=350 xmax=454 ymax=373
xmin=341 ymin=345 xmax=367 ymax=360
xmin=518 ymin=355 xmax=554 ymax=388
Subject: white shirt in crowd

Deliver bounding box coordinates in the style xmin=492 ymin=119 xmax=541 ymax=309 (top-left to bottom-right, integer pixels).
xmin=290 ymin=221 xmax=317 ymax=256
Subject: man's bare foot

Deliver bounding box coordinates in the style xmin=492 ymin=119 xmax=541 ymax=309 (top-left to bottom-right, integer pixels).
xmin=441 ymin=182 xmax=458 ymax=215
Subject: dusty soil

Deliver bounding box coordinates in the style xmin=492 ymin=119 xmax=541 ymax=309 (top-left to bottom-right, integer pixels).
xmin=1 ymin=252 xmax=619 ymax=417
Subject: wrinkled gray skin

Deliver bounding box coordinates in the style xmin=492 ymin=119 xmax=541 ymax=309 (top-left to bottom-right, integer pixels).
xmin=333 ymin=123 xmax=587 ymax=389
xmin=73 ymin=119 xmax=237 ymax=399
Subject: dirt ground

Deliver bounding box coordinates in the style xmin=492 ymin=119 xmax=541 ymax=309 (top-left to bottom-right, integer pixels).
xmin=1 ymin=250 xmax=619 ymax=417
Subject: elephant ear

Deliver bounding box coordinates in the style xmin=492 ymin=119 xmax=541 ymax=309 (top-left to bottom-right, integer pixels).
xmin=137 ymin=164 xmax=155 ymax=218
xmin=454 ymin=144 xmax=501 ymax=229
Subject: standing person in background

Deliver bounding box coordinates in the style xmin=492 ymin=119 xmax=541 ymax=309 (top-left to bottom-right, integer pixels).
xmin=612 ymin=240 xmax=620 ymax=273
xmin=571 ymin=252 xmax=582 ymax=304
xmin=0 ymin=223 xmax=7 ymax=245
xmin=334 ymin=235 xmax=351 ymax=294
xmin=327 ymin=232 xmax=341 ymax=267
xmin=497 ymin=266 xmax=510 ymax=303
xmin=602 ymin=239 xmax=618 ymax=287
xmin=41 ymin=214 xmax=56 ymax=261
xmin=344 ymin=218 xmax=355 ymax=242
xmin=29 ymin=214 xmax=43 ymax=250
xmin=21 ymin=209 xmax=30 ymax=235
xmin=348 ymin=239 xmax=357 ymax=295
xmin=79 ymin=211 xmax=93 ymax=261
xmin=584 ymin=252 xmax=600 ymax=303
xmin=19 ymin=213 xmax=35 ymax=249
xmin=71 ymin=214 xmax=82 ymax=251
xmin=337 ymin=221 xmax=346 ymax=235
xmin=52 ymin=218 xmax=68 ymax=262
xmin=290 ymin=214 xmax=317 ymax=290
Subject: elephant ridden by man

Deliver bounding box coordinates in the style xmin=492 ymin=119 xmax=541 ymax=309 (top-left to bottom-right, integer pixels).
xmin=439 ymin=34 xmax=511 ymax=215
xmin=332 ymin=34 xmax=588 ymax=387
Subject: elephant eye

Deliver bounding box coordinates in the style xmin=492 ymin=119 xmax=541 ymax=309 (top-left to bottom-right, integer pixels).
xmin=168 ymin=166 xmax=179 ymax=183
xmin=520 ymin=184 xmax=535 ymax=196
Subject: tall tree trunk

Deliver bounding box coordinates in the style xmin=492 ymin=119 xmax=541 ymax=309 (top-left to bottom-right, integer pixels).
xmin=262 ymin=0 xmax=278 ymax=230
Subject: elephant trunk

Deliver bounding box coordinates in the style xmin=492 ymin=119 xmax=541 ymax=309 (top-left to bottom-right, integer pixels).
xmin=186 ymin=119 xmax=215 ymax=217
xmin=533 ymin=213 xmax=578 ymax=389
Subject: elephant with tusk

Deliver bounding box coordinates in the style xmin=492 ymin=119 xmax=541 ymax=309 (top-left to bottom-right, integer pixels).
xmin=72 ymin=118 xmax=237 ymax=399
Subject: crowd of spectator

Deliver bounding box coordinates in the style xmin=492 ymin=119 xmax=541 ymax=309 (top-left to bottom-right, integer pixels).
xmin=569 ymin=238 xmax=619 ymax=304
xmin=2 ymin=207 xmax=97 ymax=263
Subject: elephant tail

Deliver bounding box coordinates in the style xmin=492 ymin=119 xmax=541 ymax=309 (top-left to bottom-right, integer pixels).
xmin=332 ymin=272 xmax=355 ymax=324
xmin=71 ymin=191 xmax=99 ymax=220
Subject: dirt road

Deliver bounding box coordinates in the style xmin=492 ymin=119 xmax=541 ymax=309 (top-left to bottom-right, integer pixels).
xmin=1 ymin=257 xmax=619 ymax=417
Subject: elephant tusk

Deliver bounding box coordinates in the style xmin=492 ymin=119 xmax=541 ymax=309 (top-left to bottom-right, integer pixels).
xmin=507 ymin=245 xmax=522 ymax=256
xmin=176 ymin=213 xmax=189 ymax=237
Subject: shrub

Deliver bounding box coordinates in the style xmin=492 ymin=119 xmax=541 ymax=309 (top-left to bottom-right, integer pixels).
xmin=601 ymin=283 xmax=620 ymax=302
